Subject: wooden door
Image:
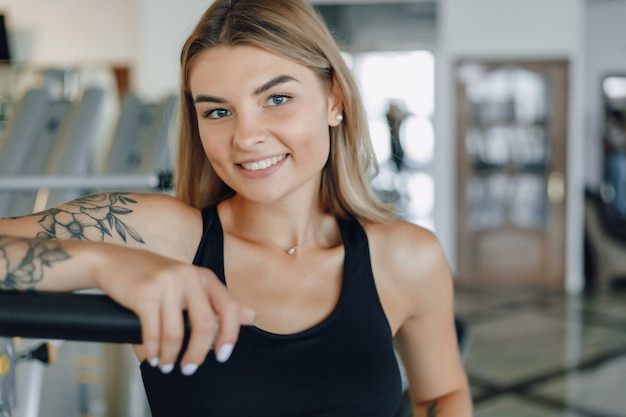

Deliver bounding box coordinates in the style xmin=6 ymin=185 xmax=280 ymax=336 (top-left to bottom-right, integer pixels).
xmin=455 ymin=60 xmax=568 ymax=289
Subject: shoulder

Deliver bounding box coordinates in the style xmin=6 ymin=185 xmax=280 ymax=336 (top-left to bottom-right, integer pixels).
xmin=117 ymin=193 xmax=204 ymax=261
xmin=365 ymin=220 xmax=448 ymax=278
xmin=364 ymin=220 xmax=453 ymax=315
xmin=126 ymin=192 xmax=201 ymax=222
xmin=68 ymin=192 xmax=202 ymax=232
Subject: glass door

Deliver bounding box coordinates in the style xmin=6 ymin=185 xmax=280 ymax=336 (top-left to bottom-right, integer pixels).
xmin=455 ymin=60 xmax=568 ymax=288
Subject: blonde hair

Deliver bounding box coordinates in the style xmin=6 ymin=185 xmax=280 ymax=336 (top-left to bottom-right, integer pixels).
xmin=176 ymin=0 xmax=395 ymax=223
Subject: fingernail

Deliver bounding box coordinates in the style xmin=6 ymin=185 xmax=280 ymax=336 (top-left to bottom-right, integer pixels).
xmin=216 ymin=343 xmax=234 ymax=363
xmin=181 ymin=363 xmax=199 ymax=376
xmin=148 ymin=357 xmax=159 ymax=367
xmin=160 ymin=363 xmax=174 ymax=374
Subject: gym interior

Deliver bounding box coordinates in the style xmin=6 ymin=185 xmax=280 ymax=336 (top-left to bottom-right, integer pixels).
xmin=0 ymin=1 xmax=625 ymax=416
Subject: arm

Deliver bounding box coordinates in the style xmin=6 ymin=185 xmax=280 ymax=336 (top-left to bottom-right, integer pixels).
xmin=0 ymin=192 xmax=195 ymax=291
xmin=383 ymin=224 xmax=472 ymax=416
xmin=0 ymin=192 xmax=255 ymax=372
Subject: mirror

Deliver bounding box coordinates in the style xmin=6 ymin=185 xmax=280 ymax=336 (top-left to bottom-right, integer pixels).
xmin=601 ymin=75 xmax=626 ymax=218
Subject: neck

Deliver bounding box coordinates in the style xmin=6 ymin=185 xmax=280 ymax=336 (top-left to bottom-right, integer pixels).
xmin=228 ymin=197 xmax=324 ymax=255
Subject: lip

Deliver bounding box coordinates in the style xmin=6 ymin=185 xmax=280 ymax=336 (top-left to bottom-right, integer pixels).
xmin=236 ymin=154 xmax=288 ymax=178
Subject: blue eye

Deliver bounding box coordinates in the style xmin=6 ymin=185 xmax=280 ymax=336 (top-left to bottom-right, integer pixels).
xmin=205 ymin=108 xmax=231 ymax=119
xmin=267 ymin=94 xmax=291 ymax=106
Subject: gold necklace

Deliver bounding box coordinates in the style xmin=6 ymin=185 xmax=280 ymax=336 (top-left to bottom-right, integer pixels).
xmin=230 ymin=200 xmax=320 ymax=255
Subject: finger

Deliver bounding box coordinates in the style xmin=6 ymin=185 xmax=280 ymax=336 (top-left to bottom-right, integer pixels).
xmin=158 ymin=289 xmax=185 ymax=373
xmin=135 ymin=297 xmax=161 ymax=368
xmin=206 ymin=286 xmax=247 ymax=363
xmin=178 ymin=285 xmax=219 ymax=375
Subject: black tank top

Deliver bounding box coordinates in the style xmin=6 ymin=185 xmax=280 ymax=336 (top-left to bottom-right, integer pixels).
xmin=140 ymin=205 xmax=402 ymax=416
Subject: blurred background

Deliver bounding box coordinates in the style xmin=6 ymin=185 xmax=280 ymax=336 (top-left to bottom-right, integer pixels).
xmin=0 ymin=0 xmax=624 ymax=416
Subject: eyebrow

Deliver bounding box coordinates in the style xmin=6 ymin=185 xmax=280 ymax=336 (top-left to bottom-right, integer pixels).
xmin=254 ymin=75 xmax=299 ymax=95
xmin=194 ymin=94 xmax=225 ymax=104
xmin=193 ymin=74 xmax=299 ymax=104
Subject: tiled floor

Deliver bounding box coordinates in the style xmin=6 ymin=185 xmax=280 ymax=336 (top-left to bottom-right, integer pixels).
xmin=455 ymin=286 xmax=626 ymax=417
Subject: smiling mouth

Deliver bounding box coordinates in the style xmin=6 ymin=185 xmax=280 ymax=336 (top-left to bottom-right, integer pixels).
xmin=240 ymin=154 xmax=287 ymax=171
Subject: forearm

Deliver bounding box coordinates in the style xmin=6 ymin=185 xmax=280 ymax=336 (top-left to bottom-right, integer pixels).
xmin=412 ymin=387 xmax=473 ymax=417
xmin=0 ymin=235 xmax=99 ymax=291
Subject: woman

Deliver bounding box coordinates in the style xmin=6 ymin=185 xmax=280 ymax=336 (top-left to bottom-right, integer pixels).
xmin=0 ymin=0 xmax=471 ymax=415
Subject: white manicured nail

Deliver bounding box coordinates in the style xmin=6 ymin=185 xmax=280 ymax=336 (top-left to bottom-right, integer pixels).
xmin=181 ymin=363 xmax=199 ymax=376
xmin=216 ymin=343 xmax=234 ymax=363
xmin=148 ymin=357 xmax=159 ymax=367
xmin=160 ymin=363 xmax=174 ymax=374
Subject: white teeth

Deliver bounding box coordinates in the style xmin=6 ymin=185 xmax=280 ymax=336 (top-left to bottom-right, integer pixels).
xmin=241 ymin=154 xmax=286 ymax=171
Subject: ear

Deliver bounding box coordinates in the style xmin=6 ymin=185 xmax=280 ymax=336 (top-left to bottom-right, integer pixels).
xmin=326 ymin=76 xmax=344 ymax=127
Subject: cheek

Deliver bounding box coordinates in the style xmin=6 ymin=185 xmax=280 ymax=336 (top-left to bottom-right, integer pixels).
xmin=201 ymin=140 xmax=232 ymax=185
xmin=297 ymin=122 xmax=331 ymax=167
xmin=198 ymin=128 xmax=227 ymax=169
xmin=283 ymin=115 xmax=329 ymax=156
xmin=198 ymin=131 xmax=212 ymax=158
xmin=289 ymin=103 xmax=332 ymax=149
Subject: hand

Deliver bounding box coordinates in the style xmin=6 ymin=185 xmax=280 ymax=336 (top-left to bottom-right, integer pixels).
xmin=91 ymin=244 xmax=255 ymax=374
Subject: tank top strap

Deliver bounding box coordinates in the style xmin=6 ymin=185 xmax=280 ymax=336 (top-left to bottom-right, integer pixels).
xmin=192 ymin=205 xmax=226 ymax=284
xmin=337 ymin=215 xmax=371 ymax=275
xmin=337 ymin=213 xmax=369 ymax=258
xmin=336 ymin=215 xmax=383 ymax=310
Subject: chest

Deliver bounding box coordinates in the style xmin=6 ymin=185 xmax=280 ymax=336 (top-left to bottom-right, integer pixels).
xmin=223 ymin=242 xmax=345 ymax=335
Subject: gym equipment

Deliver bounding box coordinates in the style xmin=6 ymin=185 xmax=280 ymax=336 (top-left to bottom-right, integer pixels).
xmin=585 ymin=189 xmax=626 ymax=291
xmin=0 ymin=87 xmax=176 ymax=417
xmin=4 ymin=97 xmax=72 ymax=216
xmin=0 ymin=89 xmax=51 ymax=217
xmin=0 ymin=174 xmax=161 ymax=191
xmin=0 ymin=291 xmax=184 ymax=417
xmin=104 ymin=93 xmax=177 ymax=178
xmin=0 ymin=291 xmax=191 ymax=344
xmin=0 ymin=338 xmax=16 ymax=417
xmin=0 ymin=68 xmax=177 ymax=417
xmin=0 ymin=87 xmax=108 ymax=217
xmin=0 ymin=339 xmax=58 ymax=417
xmin=0 ymin=84 xmax=177 ymax=219
xmin=44 ymin=87 xmax=107 ymax=208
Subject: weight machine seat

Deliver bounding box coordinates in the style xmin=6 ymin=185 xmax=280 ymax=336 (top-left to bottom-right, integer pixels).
xmin=585 ymin=190 xmax=626 ymax=291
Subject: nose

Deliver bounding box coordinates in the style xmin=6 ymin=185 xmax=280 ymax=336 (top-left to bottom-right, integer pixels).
xmin=232 ymin=110 xmax=267 ymax=150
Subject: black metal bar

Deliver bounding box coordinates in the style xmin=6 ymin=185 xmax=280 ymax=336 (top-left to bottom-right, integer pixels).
xmin=0 ymin=291 xmax=188 ymax=344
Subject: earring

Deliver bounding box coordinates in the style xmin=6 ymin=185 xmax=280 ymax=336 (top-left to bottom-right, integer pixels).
xmin=336 ymin=114 xmax=344 ymax=122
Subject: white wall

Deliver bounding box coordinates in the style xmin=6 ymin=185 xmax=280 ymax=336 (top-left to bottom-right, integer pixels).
xmin=436 ymin=0 xmax=586 ymax=292
xmin=0 ymin=0 xmax=210 ymax=100
xmin=0 ymin=0 xmax=138 ymax=66
xmin=134 ymin=0 xmax=210 ymax=100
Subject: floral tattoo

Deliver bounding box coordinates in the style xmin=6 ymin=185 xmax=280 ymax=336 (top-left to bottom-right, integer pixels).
xmin=0 ymin=237 xmax=70 ymax=289
xmin=35 ymin=192 xmax=145 ymax=243
xmin=1 ymin=192 xmax=144 ymax=289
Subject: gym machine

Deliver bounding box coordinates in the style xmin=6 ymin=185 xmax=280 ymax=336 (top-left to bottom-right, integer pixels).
xmin=0 ymin=291 xmax=184 ymax=417
xmin=0 ymin=68 xmax=179 ymax=417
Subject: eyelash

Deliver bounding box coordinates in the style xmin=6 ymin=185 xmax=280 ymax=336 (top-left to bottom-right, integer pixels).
xmin=203 ymin=108 xmax=231 ymax=119
xmin=201 ymin=94 xmax=293 ymax=119
xmin=266 ymin=94 xmax=292 ymax=106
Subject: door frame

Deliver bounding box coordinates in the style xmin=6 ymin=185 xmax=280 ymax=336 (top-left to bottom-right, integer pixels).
xmin=455 ymin=59 xmax=568 ymax=289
